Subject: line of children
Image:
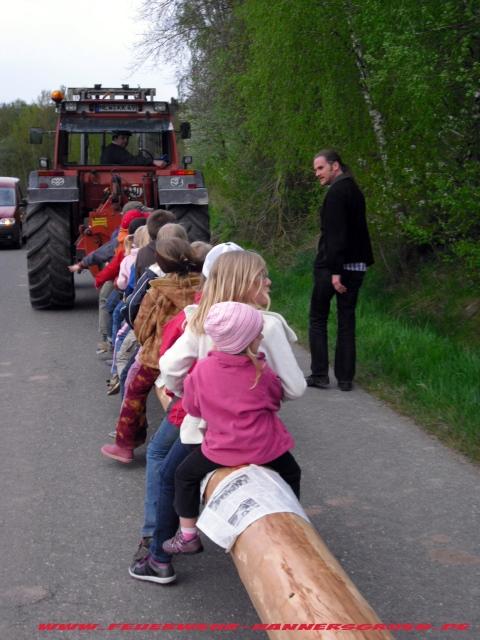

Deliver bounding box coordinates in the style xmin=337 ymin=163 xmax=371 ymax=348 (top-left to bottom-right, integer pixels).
xmin=102 ymin=224 xmax=211 ymax=448
xmin=94 ymin=208 xmax=150 ymax=354
xmin=68 ymin=201 xmax=149 ymax=355
xmin=101 ymin=237 xmax=204 ymax=462
xmin=106 ymin=223 xmax=188 ymax=396
xmin=93 ymin=230 xmax=307 ymax=585
xmin=132 ymin=243 xmax=243 ymax=563
xmin=127 ymin=249 xmax=306 ymax=584
xmin=106 ymin=224 xmax=151 ymax=395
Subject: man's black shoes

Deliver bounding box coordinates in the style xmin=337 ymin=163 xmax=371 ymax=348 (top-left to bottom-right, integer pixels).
xmin=306 ymin=375 xmax=354 ymax=391
xmin=306 ymin=375 xmax=330 ymax=389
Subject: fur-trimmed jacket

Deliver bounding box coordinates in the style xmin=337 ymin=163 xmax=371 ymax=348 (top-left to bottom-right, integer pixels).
xmin=134 ymin=273 xmax=201 ymax=369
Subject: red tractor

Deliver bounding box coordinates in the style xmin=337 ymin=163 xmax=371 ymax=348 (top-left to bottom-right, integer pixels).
xmin=26 ymin=85 xmax=209 ymax=309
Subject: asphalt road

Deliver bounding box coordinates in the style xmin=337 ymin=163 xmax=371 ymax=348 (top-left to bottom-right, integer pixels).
xmin=1 ymin=246 xmax=479 ymax=640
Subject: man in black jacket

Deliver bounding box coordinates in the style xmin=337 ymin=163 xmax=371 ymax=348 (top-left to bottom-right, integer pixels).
xmin=307 ymin=149 xmax=373 ymax=392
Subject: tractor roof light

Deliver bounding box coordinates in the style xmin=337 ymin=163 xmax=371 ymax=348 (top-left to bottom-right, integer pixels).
xmin=51 ymin=90 xmax=65 ymax=103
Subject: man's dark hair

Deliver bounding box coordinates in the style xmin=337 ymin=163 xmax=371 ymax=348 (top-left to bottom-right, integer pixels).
xmin=146 ymin=209 xmax=176 ymax=240
xmin=314 ymin=149 xmax=351 ymax=175
xmin=156 ymin=238 xmax=203 ymax=275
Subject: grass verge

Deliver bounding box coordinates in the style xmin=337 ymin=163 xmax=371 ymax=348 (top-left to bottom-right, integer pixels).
xmin=267 ymin=250 xmax=480 ymax=462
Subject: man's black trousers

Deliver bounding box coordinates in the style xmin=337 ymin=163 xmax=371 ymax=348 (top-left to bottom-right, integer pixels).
xmin=308 ymin=268 xmax=365 ymax=383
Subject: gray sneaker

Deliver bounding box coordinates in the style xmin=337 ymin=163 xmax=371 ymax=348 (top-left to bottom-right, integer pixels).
xmin=129 ymin=554 xmax=176 ymax=585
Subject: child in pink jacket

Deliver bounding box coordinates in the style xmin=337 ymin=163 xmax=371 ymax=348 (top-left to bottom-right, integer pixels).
xmin=162 ymin=301 xmax=301 ymax=555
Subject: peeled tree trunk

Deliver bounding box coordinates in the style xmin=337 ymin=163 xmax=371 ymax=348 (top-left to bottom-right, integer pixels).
xmin=205 ymin=468 xmax=394 ymax=640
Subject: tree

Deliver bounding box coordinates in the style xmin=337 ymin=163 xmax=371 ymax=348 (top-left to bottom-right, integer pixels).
xmin=0 ymin=96 xmax=56 ymax=186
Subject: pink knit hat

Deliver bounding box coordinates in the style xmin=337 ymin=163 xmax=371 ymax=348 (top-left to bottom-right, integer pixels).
xmin=204 ymin=302 xmax=263 ymax=354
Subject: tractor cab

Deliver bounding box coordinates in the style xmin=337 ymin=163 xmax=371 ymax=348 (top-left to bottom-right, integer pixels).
xmin=52 ymin=86 xmax=177 ymax=169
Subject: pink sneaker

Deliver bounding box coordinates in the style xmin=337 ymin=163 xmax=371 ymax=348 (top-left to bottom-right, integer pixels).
xmin=162 ymin=530 xmax=203 ymax=555
xmin=101 ymin=443 xmax=133 ymax=463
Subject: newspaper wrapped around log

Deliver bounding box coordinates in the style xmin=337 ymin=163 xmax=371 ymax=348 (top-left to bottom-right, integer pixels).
xmin=198 ymin=464 xmax=309 ymax=551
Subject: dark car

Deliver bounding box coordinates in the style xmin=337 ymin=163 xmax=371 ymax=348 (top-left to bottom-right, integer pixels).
xmin=0 ymin=177 xmax=25 ymax=248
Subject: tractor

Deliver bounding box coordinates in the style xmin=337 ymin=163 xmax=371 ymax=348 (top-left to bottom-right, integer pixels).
xmin=26 ymin=85 xmax=209 ymax=309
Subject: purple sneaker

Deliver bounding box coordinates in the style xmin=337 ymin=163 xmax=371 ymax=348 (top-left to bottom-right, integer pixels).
xmin=162 ymin=530 xmax=204 ymax=555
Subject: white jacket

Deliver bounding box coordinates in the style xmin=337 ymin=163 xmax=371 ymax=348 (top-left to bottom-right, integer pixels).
xmin=158 ymin=305 xmax=306 ymax=444
xmin=117 ymin=247 xmax=139 ymax=291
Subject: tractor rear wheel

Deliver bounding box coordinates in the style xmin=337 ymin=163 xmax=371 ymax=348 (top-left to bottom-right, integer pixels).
xmin=168 ymin=205 xmax=210 ymax=242
xmin=26 ymin=203 xmax=75 ymax=309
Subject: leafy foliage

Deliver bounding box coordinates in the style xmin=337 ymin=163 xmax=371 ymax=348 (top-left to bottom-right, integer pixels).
xmin=139 ymin=0 xmax=480 ymax=278
xmin=350 ymin=0 xmax=480 ymax=266
xmin=0 ymin=91 xmax=56 ymax=187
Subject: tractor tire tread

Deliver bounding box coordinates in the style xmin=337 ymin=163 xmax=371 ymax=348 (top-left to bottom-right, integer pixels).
xmin=26 ymin=204 xmax=75 ymax=309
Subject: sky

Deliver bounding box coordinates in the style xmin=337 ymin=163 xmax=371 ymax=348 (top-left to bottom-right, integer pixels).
xmin=1 ymin=0 xmax=179 ymax=104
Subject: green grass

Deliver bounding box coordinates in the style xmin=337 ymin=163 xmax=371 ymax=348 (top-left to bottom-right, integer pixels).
xmin=267 ymin=250 xmax=480 ymax=461
xmin=362 ymin=261 xmax=480 ymax=350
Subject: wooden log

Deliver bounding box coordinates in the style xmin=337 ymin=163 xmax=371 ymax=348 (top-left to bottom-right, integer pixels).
xmin=205 ymin=468 xmax=393 ymax=640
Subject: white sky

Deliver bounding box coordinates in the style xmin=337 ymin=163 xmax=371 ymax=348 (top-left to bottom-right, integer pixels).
xmin=1 ymin=0 xmax=178 ymax=104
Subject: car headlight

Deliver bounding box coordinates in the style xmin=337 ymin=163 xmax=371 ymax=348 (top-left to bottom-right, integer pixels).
xmin=0 ymin=218 xmax=15 ymax=226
